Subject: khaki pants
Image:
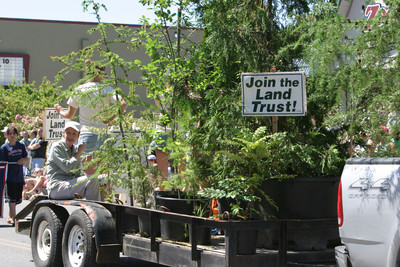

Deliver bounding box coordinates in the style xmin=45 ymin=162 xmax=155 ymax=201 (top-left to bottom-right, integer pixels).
xmin=49 ymin=176 xmax=101 ymax=201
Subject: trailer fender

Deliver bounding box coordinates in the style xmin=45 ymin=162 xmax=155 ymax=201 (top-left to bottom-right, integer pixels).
xmin=32 ymin=200 xmax=121 ymax=264
xmin=30 ymin=202 xmax=69 ymax=238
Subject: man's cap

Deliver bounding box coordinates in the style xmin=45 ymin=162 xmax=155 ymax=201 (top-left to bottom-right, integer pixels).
xmin=147 ymin=154 xmax=156 ymax=161
xmin=64 ymin=121 xmax=81 ymax=132
xmin=1 ymin=126 xmax=8 ymax=133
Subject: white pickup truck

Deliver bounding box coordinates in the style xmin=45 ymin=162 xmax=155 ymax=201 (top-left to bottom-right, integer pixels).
xmin=336 ymin=158 xmax=400 ymax=267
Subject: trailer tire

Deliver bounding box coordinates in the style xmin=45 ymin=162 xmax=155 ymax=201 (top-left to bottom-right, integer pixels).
xmin=62 ymin=209 xmax=98 ymax=267
xmin=31 ymin=206 xmax=66 ymax=267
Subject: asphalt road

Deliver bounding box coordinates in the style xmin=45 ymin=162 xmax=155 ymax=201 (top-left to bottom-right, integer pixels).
xmin=0 ymin=199 xmax=164 ymax=267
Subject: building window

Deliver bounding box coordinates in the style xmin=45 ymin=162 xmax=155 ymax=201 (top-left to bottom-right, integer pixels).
xmin=0 ymin=53 xmax=30 ymax=87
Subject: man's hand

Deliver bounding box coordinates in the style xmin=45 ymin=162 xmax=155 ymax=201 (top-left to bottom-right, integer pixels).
xmin=77 ymin=142 xmax=86 ymax=157
xmin=74 ymin=143 xmax=86 ymax=160
xmin=54 ymin=104 xmax=63 ymax=114
xmin=17 ymin=158 xmax=27 ymax=165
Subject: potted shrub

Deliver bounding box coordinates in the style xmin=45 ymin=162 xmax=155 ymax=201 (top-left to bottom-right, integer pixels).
xmin=201 ymin=127 xmax=285 ymax=219
xmin=200 ymin=126 xmax=284 ymax=254
xmin=96 ymin=117 xmax=161 ymax=237
xmin=252 ymin=130 xmax=343 ymax=250
xmin=155 ymin=139 xmax=211 ymax=244
xmin=200 ymin=125 xmax=344 ymax=252
xmin=128 ymin=119 xmax=161 ymax=237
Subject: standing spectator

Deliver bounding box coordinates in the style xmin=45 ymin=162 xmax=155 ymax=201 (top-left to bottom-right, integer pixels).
xmin=365 ymin=126 xmax=393 ymax=157
xmin=47 ymin=121 xmax=100 ymax=200
xmin=54 ymin=59 xmax=127 ymax=175
xmin=29 ymin=130 xmax=38 ymax=141
xmin=20 ymin=130 xmax=31 ymax=175
xmin=27 ymin=127 xmax=48 ymax=170
xmin=20 ymin=130 xmax=31 ymax=147
xmin=0 ymin=126 xmax=28 ymax=225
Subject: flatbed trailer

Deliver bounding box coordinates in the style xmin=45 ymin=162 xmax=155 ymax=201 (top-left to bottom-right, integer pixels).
xmin=15 ymin=196 xmax=337 ymax=267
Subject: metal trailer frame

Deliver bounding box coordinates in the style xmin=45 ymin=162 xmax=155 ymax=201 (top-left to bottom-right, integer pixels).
xmin=15 ymin=196 xmax=337 ymax=267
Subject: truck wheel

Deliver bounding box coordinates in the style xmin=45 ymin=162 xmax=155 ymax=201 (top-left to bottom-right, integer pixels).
xmin=62 ymin=209 xmax=97 ymax=267
xmin=31 ymin=206 xmax=66 ymax=267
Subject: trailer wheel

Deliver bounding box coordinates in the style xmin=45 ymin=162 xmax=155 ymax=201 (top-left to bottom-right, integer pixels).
xmin=31 ymin=206 xmax=66 ymax=267
xmin=62 ymin=209 xmax=97 ymax=267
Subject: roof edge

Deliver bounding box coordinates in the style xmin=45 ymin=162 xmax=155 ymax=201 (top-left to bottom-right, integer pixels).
xmin=0 ymin=17 xmax=141 ymax=27
xmin=0 ymin=17 xmax=203 ymax=31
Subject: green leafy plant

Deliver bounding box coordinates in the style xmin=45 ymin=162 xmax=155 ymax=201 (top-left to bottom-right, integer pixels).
xmin=201 ymin=125 xmax=343 ymax=220
xmin=280 ymin=0 xmax=400 ymax=157
xmin=6 ymin=0 xmax=347 ymax=213
xmin=201 ymin=127 xmax=279 ymax=220
xmin=0 ymin=78 xmax=62 ymax=143
xmin=129 ymin=125 xmax=160 ymax=209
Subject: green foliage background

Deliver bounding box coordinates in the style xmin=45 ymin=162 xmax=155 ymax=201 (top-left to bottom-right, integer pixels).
xmin=0 ymin=0 xmax=363 ymax=211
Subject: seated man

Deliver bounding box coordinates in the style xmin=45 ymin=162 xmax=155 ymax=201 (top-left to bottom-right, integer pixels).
xmin=46 ymin=121 xmax=101 ymax=200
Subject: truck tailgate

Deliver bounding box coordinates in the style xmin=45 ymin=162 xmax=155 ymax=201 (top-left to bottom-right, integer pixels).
xmin=339 ymin=158 xmax=400 ymax=267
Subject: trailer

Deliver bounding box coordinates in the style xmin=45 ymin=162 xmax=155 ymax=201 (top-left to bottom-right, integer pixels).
xmin=14 ymin=195 xmax=337 ymax=267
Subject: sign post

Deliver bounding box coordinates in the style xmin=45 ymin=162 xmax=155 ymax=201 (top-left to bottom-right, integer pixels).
xmin=270 ymin=67 xmax=278 ymax=133
xmin=43 ymin=108 xmax=70 ymax=141
xmin=241 ymin=72 xmax=307 ymax=117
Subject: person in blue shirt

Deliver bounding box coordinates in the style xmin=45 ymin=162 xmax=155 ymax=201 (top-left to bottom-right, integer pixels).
xmin=0 ymin=126 xmax=28 ymax=225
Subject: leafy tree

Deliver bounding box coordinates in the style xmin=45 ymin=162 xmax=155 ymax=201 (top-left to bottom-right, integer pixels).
xmin=0 ymin=0 xmax=346 ymax=208
xmin=0 ymin=79 xmax=63 ymax=143
xmin=51 ymin=0 xmax=216 ymax=204
xmin=186 ymin=0 xmax=345 ymax=178
xmin=282 ymin=0 xmax=400 ymax=157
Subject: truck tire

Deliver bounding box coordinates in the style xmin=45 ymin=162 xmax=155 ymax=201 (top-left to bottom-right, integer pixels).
xmin=62 ymin=209 xmax=98 ymax=267
xmin=31 ymin=206 xmax=66 ymax=267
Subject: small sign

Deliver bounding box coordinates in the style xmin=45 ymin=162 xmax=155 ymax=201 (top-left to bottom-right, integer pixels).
xmin=241 ymin=72 xmax=307 ymax=116
xmin=0 ymin=54 xmax=30 ymax=86
xmin=43 ymin=108 xmax=70 ymax=141
xmin=0 ymin=57 xmax=24 ymax=86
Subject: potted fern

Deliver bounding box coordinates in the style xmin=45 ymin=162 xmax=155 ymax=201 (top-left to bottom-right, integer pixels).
xmin=200 ymin=126 xmax=283 ymax=254
xmin=201 ymin=127 xmax=282 ymax=220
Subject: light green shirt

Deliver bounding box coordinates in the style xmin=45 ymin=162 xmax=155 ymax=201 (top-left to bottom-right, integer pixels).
xmin=46 ymin=139 xmax=82 ymax=193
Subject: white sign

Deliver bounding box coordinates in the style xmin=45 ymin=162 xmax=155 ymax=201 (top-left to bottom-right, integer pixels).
xmin=241 ymin=72 xmax=307 ymax=116
xmin=0 ymin=57 xmax=24 ymax=86
xmin=43 ymin=108 xmax=70 ymax=141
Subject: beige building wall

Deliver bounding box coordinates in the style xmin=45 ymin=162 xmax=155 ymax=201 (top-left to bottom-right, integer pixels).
xmin=0 ymin=18 xmax=203 ymax=112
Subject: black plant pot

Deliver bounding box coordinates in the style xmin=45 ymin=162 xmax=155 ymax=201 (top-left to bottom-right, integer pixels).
xmin=257 ymin=176 xmax=340 ymax=219
xmin=256 ymin=176 xmax=341 ymax=251
xmin=155 ymin=191 xmax=211 ymax=244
